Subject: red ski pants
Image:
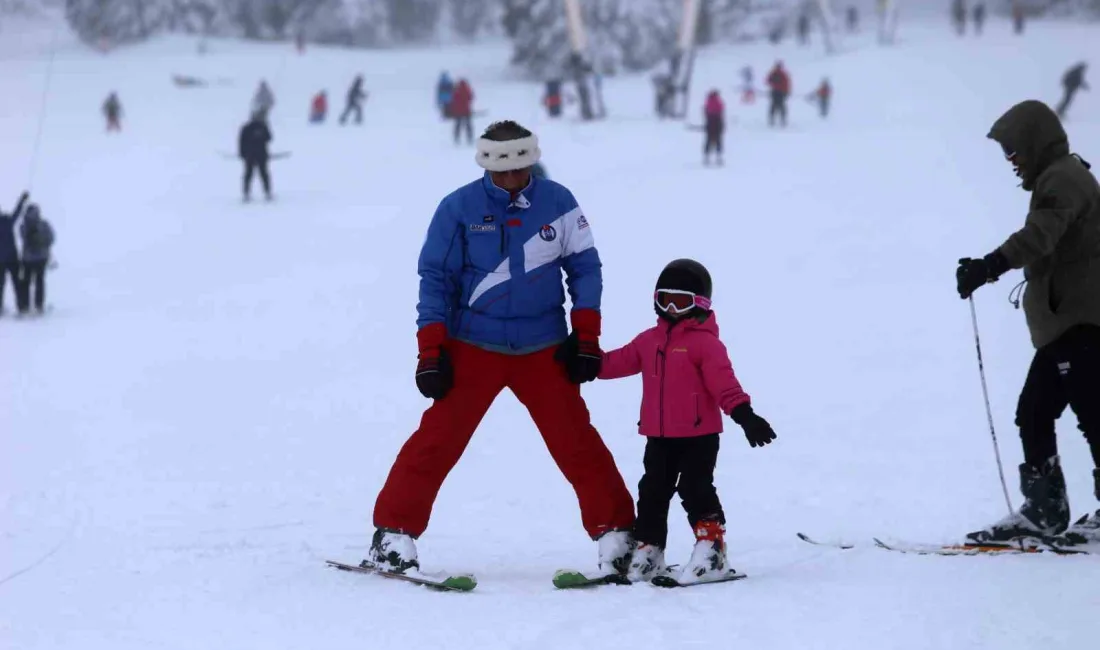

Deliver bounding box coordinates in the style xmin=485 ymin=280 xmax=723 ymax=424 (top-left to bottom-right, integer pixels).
xmin=373 ymin=341 xmax=635 ymax=539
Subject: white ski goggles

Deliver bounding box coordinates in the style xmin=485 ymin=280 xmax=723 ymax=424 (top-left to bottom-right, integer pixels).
xmin=654 ymin=289 xmax=712 ymax=314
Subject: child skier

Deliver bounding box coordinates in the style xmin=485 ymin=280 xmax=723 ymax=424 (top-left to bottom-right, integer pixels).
xmin=599 ymin=259 xmax=777 ymax=584
xmin=703 ymin=90 xmax=725 ymax=166
xmin=103 ymin=92 xmax=122 ymax=132
xmin=310 ymin=91 xmax=327 ymax=124
xmin=19 ymin=203 xmax=54 ymax=314
xmin=739 ymin=66 xmax=755 ymax=105
xmin=809 ymin=78 xmax=831 ymax=118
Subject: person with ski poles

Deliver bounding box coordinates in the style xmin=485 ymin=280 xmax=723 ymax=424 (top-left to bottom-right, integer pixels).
xmin=238 ymin=110 xmax=273 ymax=202
xmin=340 ymin=75 xmax=367 ymax=125
xmin=957 ymin=100 xmax=1100 ymax=546
xmin=0 ymin=191 xmax=29 ymax=316
xmin=449 ymin=78 xmax=475 ymax=145
xmin=1055 ymin=63 xmax=1088 ymax=120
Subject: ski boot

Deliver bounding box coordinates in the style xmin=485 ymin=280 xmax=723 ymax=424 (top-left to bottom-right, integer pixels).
xmin=363 ymin=528 xmax=419 ymax=574
xmin=966 ymin=456 xmax=1070 ymax=544
xmin=679 ymin=517 xmax=736 ymax=584
xmin=596 ymin=529 xmax=634 ymax=577
xmin=1063 ymin=469 xmax=1100 ymax=545
xmin=627 ymin=542 xmax=670 ymax=582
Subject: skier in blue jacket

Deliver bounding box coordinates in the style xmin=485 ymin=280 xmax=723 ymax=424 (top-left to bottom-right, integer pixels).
xmin=368 ymin=120 xmax=635 ymax=578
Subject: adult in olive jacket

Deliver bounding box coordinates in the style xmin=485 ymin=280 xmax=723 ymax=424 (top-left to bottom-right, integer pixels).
xmin=957 ymin=99 xmax=1100 ymax=545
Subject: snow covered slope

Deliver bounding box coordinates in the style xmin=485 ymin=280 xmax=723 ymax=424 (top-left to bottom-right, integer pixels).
xmin=2 ymin=16 xmax=1097 ymax=650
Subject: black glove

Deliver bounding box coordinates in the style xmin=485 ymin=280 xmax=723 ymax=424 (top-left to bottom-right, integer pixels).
xmin=555 ymin=332 xmax=602 ymax=384
xmin=415 ymin=347 xmax=453 ymax=400
xmin=956 ymin=251 xmax=1009 ymax=300
xmin=731 ymin=404 xmax=776 ymax=448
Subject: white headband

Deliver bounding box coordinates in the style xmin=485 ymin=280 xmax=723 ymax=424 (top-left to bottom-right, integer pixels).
xmin=475 ymin=134 xmax=542 ymax=172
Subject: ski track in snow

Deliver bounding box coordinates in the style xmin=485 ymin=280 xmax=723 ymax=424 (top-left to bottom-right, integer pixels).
xmin=2 ymin=16 xmax=1099 ymax=650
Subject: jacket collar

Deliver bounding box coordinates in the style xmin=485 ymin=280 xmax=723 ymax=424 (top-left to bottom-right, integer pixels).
xmin=482 ymin=172 xmax=534 ymax=211
xmin=656 ymin=311 xmax=720 ymax=337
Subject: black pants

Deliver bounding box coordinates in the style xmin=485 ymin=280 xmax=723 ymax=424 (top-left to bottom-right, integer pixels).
xmin=704 ymin=125 xmax=723 ymax=157
xmin=633 ymin=434 xmax=724 ymax=548
xmin=818 ymin=97 xmax=830 ymax=118
xmin=1056 ymin=87 xmax=1079 ymax=119
xmin=768 ymin=93 xmax=788 ymax=127
xmin=1017 ymin=325 xmax=1100 ymax=469
xmin=0 ymin=262 xmax=25 ymax=313
xmin=340 ymin=102 xmax=362 ymax=125
xmin=453 ymin=115 xmax=473 ymax=144
xmin=243 ymin=159 xmax=271 ymax=198
xmin=21 ymin=260 xmax=46 ymax=310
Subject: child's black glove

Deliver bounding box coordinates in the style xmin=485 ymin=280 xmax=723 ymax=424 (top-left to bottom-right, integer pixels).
xmin=731 ymin=404 xmax=776 ymax=448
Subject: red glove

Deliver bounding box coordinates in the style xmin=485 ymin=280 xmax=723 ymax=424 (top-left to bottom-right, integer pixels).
xmin=415 ymin=323 xmax=452 ymax=400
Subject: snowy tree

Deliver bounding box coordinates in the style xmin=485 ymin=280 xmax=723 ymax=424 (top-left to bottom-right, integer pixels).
xmin=510 ymin=0 xmax=682 ymax=80
xmin=383 ymin=0 xmax=440 ymax=42
xmin=66 ymin=0 xmax=170 ymax=46
xmin=450 ymin=0 xmax=496 ymax=39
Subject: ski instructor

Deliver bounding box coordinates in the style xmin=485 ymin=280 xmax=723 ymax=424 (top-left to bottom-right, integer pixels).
xmin=957 ymin=99 xmax=1100 ymax=545
xmin=366 ymin=120 xmax=636 ymax=575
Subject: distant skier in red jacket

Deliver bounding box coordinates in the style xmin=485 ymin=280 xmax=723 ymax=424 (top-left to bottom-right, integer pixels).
xmin=449 ymin=78 xmax=475 ymax=145
xmin=702 ymin=90 xmax=725 ymax=166
xmin=599 ymin=259 xmax=776 ymax=585
xmin=809 ymin=78 xmax=831 ymax=118
xmin=766 ymin=61 xmax=791 ymax=128
xmin=309 ymin=91 xmax=327 ymax=124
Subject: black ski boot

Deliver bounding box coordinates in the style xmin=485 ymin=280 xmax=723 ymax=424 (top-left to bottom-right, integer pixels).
xmin=966 ymin=456 xmax=1070 ymax=544
xmin=1063 ymin=469 xmax=1100 ymax=545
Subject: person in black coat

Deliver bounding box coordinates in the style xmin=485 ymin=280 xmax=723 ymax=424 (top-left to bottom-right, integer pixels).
xmin=1056 ymin=62 xmax=1089 ymax=119
xmin=239 ymin=111 xmax=273 ymax=202
xmin=340 ymin=75 xmax=367 ymax=125
xmin=0 ymin=191 xmax=29 ymax=315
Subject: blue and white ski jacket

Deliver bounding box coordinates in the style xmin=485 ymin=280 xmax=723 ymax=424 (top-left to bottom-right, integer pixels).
xmin=417 ymin=172 xmax=601 ymax=353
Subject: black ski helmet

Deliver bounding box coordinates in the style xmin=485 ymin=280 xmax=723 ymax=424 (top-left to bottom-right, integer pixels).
xmin=656 ymin=259 xmax=712 ymax=298
xmin=655 ymin=259 xmax=712 ymax=321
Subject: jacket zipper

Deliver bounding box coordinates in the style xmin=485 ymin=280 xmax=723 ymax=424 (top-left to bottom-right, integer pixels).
xmin=499 ymin=222 xmax=506 ymax=254
xmin=658 ymin=328 xmax=672 ymax=437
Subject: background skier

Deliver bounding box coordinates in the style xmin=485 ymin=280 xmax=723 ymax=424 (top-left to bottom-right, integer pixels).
xmin=544 ymin=79 xmax=563 ymax=118
xmin=340 ymin=75 xmax=367 ymax=126
xmin=797 ymin=12 xmax=811 ymax=46
xmin=436 ymin=71 xmax=454 ymax=119
xmin=810 ymin=78 xmax=832 ymax=118
xmin=0 ymin=191 xmax=28 ymax=316
xmin=103 ymin=92 xmax=122 ymax=132
xmin=740 ymin=66 xmax=755 ymax=104
xmin=238 ymin=111 xmax=273 ymax=202
xmin=367 ymin=119 xmax=635 ymax=578
xmin=251 ymin=80 xmax=275 ymax=118
xmin=972 ymin=3 xmax=986 ymax=36
xmin=766 ymin=61 xmax=792 ymax=128
xmin=702 ymin=90 xmax=725 ymax=166
xmin=449 ymin=78 xmax=475 ymax=145
xmin=310 ymin=91 xmax=327 ymax=124
xmin=957 ymin=100 xmax=1100 ymax=545
xmin=1056 ymin=63 xmax=1088 ymax=119
xmin=951 ymin=0 xmax=967 ymax=36
xmin=1012 ymin=2 xmax=1026 ymax=34
xmin=19 ymin=203 xmax=54 ymax=315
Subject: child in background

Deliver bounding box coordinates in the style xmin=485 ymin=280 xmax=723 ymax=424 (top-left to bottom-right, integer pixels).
xmin=598 ymin=259 xmax=777 ymax=584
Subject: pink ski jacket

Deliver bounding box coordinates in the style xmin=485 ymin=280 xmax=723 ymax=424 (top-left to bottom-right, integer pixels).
xmin=599 ymin=313 xmax=750 ymax=438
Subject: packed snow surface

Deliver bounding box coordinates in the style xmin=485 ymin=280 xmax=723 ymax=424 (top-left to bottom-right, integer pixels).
xmin=2 ymin=16 xmax=1097 ymax=650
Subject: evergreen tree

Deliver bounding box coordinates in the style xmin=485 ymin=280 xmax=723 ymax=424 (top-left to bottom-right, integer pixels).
xmin=66 ymin=0 xmax=169 ymax=46
xmin=383 ymin=0 xmax=440 ymax=42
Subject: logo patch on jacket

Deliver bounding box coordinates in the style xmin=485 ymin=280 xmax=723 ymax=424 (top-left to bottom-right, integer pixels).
xmin=539 ymin=225 xmax=557 ymax=242
xmin=470 ymin=223 xmax=497 ymax=233
xmin=577 ymin=215 xmax=589 ymax=230
xmin=483 ymin=215 xmax=494 ymax=223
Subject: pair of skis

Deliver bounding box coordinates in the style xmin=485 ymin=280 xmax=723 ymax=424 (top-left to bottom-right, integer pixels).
xmin=796 ymin=532 xmax=1093 ymax=556
xmin=326 ymin=560 xmax=746 ymax=592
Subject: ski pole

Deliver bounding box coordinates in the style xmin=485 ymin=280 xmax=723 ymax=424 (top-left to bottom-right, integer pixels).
xmin=28 ymin=25 xmax=60 ymax=190
xmin=969 ymin=296 xmax=1014 ymax=515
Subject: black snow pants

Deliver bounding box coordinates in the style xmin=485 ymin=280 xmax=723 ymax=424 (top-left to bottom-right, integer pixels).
xmin=243 ymin=158 xmax=271 ymax=199
xmin=453 ymin=115 xmax=473 ymax=144
xmin=1055 ymin=86 xmax=1080 ymax=119
xmin=0 ymin=261 xmax=25 ymax=313
xmin=633 ymin=433 xmax=724 ymax=549
xmin=704 ymin=121 xmax=724 ymax=158
xmin=1017 ymin=324 xmax=1100 ymax=469
xmin=768 ymin=92 xmax=788 ymax=127
xmin=340 ymin=101 xmax=363 ymax=125
xmin=21 ymin=260 xmax=46 ymax=311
